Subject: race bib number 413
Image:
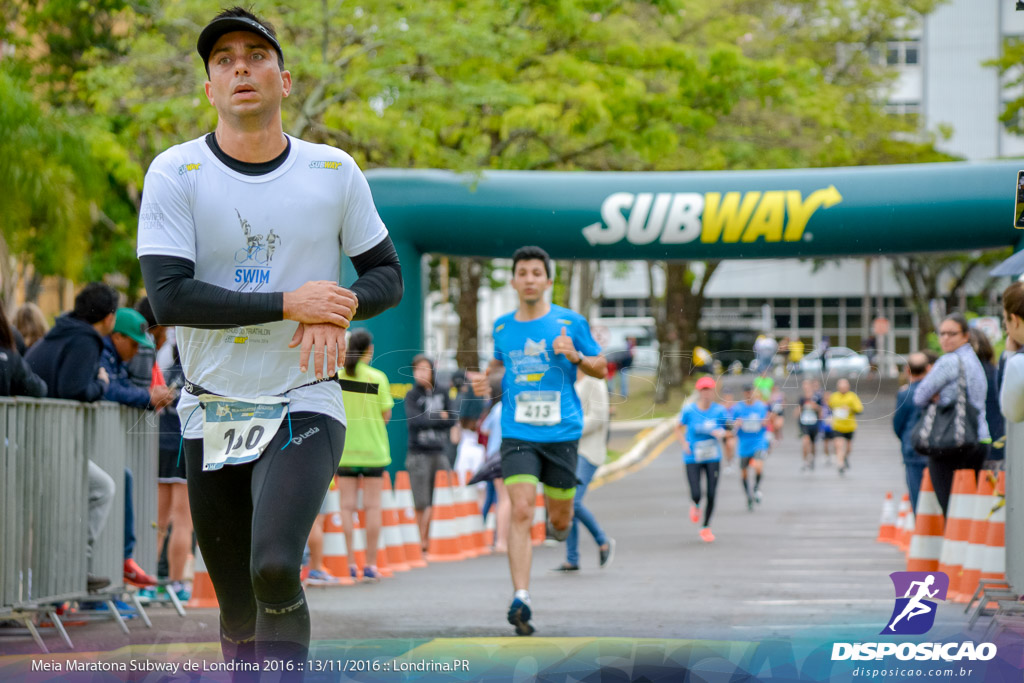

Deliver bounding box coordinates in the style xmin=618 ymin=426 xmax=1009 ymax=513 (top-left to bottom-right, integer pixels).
xmin=200 ymin=394 xmax=289 ymax=471
xmin=514 ymin=391 xmax=561 ymax=426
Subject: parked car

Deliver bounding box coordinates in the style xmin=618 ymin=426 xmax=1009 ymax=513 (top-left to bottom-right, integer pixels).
xmin=799 ymin=346 xmax=870 ymax=376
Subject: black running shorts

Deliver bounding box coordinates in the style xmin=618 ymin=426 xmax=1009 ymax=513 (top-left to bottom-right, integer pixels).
xmin=500 ymin=438 xmax=579 ymax=490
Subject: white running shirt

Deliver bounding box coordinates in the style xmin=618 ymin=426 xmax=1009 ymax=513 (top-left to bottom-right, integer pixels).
xmin=137 ymin=134 xmax=388 ymax=437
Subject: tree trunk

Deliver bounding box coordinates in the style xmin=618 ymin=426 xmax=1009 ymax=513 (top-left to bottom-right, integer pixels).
xmin=649 ymin=261 xmax=671 ymax=404
xmin=0 ymin=239 xmax=17 ymax=311
xmin=24 ymin=269 xmax=44 ymax=304
xmin=455 ymin=257 xmax=483 ymax=370
xmin=578 ymin=260 xmax=598 ymax=318
xmin=687 ymin=260 xmax=721 ymax=350
xmin=664 ymin=261 xmax=689 ymax=387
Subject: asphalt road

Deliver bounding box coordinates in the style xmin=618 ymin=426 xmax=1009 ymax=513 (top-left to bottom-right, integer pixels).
xmin=0 ymin=372 xmax=982 ymax=655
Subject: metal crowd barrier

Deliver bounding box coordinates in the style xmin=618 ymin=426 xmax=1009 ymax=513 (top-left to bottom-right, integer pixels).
xmin=0 ymin=399 xmax=159 ymax=649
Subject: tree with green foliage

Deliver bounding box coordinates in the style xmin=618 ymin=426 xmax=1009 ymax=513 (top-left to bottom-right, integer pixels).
xmin=989 ymin=37 xmax=1024 ymax=136
xmin=0 ymin=69 xmax=100 ymax=303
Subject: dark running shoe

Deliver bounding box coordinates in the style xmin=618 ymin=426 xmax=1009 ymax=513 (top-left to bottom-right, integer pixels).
xmin=550 ymin=563 xmax=579 ymax=573
xmin=507 ymin=598 xmax=535 ymax=636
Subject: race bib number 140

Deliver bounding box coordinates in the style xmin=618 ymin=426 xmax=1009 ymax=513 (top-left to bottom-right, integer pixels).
xmin=200 ymin=394 xmax=289 ymax=471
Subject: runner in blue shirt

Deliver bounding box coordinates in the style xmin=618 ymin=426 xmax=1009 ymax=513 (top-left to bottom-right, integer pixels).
xmin=470 ymin=246 xmax=605 ymax=636
xmin=732 ymin=384 xmax=770 ymax=511
xmin=673 ymin=375 xmax=728 ymax=542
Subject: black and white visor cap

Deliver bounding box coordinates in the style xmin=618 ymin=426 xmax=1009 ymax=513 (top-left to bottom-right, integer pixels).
xmin=197 ymin=16 xmax=284 ymax=67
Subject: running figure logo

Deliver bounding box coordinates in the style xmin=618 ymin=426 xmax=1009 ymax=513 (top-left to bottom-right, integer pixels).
xmin=882 ymin=571 xmax=948 ymax=635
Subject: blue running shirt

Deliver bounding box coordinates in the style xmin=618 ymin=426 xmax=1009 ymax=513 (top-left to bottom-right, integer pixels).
xmin=493 ymin=305 xmax=601 ymax=443
xmin=678 ymin=402 xmax=728 ymax=464
xmin=732 ymin=400 xmax=769 ymax=457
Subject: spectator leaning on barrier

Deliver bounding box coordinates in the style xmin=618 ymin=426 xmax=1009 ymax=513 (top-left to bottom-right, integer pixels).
xmin=26 ymin=282 xmax=114 ymax=402
xmin=101 ymin=308 xmax=175 ymax=411
xmin=893 ymin=352 xmax=931 ymax=511
xmin=0 ymin=303 xmax=46 ymax=398
xmin=913 ymin=312 xmax=989 ymax=518
xmin=1000 ymin=282 xmax=1024 ymax=424
xmin=26 ymin=282 xmax=119 ymax=593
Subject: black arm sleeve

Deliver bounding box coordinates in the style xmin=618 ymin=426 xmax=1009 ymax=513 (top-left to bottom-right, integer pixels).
xmin=347 ymin=236 xmax=403 ymax=320
xmin=140 ymin=255 xmax=283 ymax=329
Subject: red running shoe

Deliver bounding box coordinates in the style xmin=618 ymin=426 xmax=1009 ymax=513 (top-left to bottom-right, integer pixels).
xmin=689 ymin=504 xmax=700 ymax=524
xmin=123 ymin=558 xmax=157 ymax=587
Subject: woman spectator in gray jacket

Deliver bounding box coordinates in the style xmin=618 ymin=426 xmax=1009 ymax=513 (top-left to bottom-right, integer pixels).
xmin=913 ymin=312 xmax=988 ymax=517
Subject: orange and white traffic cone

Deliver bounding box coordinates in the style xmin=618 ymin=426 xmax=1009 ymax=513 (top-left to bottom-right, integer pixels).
xmin=394 ymin=471 xmax=427 ymax=568
xmin=938 ymin=470 xmax=978 ymax=601
xmin=981 ymin=471 xmax=1007 ymax=586
xmin=451 ymin=471 xmax=479 ymax=559
xmin=531 ymin=484 xmax=546 ymax=545
xmin=321 ymin=496 xmax=356 ymax=586
xmin=897 ymin=503 xmax=915 ymax=554
xmin=907 ymin=469 xmax=944 ymax=572
xmin=373 ymin=528 xmax=394 ymax=579
xmin=427 ymin=470 xmax=465 ymax=561
xmin=876 ymin=492 xmax=897 ymax=543
xmin=959 ymin=471 xmax=996 ymax=603
xmin=462 ymin=471 xmax=491 ymax=556
xmin=890 ymin=494 xmax=910 ymax=548
xmin=186 ymin=547 xmax=218 ymax=608
xmin=380 ymin=473 xmax=410 ymax=572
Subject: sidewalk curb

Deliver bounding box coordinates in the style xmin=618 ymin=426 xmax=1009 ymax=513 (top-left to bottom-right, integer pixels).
xmin=593 ymin=418 xmax=675 ymax=486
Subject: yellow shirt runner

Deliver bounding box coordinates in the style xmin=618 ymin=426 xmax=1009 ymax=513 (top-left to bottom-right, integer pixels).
xmin=828 ymin=391 xmax=863 ymax=434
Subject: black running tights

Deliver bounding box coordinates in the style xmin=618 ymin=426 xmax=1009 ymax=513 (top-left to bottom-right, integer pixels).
xmin=685 ymin=461 xmax=720 ymax=526
xmin=184 ymin=412 xmax=344 ymax=679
